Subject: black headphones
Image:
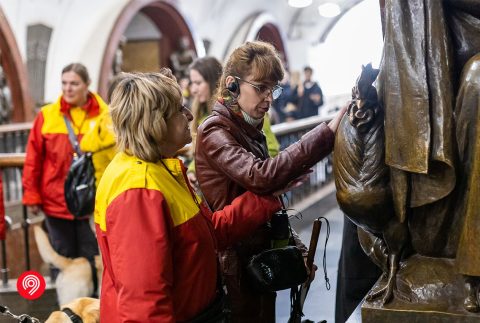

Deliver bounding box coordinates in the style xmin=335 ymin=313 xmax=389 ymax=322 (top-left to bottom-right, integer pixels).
xmin=227 ymin=78 xmax=239 ymax=94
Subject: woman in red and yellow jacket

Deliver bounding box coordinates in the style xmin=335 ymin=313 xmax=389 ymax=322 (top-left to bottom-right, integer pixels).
xmin=95 ymin=71 xmax=293 ymax=322
xmin=22 ymin=63 xmax=107 ymax=277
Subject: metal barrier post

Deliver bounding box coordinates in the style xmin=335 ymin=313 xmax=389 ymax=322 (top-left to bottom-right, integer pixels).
xmin=22 ymin=205 xmax=30 ymax=270
xmin=1 ymin=239 xmax=8 ymax=286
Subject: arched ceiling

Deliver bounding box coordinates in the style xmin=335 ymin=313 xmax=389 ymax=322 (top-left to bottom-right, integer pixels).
xmin=179 ymin=0 xmax=375 ymax=46
xmin=287 ymin=0 xmax=367 ymax=43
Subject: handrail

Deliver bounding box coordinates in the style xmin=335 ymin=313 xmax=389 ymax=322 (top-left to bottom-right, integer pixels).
xmin=0 ymin=153 xmax=25 ymax=168
xmin=271 ymin=115 xmax=332 ymax=136
xmin=0 ymin=122 xmax=32 ymax=134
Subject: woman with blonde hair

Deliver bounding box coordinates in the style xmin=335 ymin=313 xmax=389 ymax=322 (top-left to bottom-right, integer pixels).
xmin=94 ymin=71 xmax=300 ymax=322
xmin=23 ymin=63 xmax=106 ymax=279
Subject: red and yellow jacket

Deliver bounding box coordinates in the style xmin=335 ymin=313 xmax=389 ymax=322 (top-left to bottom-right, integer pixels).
xmin=94 ymin=153 xmax=281 ymax=322
xmin=79 ymin=111 xmax=116 ymax=186
xmin=22 ymin=93 xmax=108 ymax=219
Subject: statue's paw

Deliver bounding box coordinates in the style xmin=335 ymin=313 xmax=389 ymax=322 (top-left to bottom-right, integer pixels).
xmin=366 ymin=275 xmax=398 ymax=305
xmin=366 ymin=284 xmax=387 ymax=302
xmin=394 ymin=289 xmax=411 ymax=303
xmin=464 ymin=295 xmax=480 ymax=313
xmin=381 ymin=283 xmax=394 ymax=305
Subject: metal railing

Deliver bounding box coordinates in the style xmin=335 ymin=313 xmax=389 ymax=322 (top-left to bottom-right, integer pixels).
xmin=0 ymin=153 xmax=29 ymax=286
xmin=272 ymin=115 xmax=334 ymax=207
xmin=0 ymin=123 xmax=31 ymax=207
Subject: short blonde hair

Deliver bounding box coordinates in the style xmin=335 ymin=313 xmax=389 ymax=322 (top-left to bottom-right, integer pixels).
xmin=109 ymin=72 xmax=182 ymax=162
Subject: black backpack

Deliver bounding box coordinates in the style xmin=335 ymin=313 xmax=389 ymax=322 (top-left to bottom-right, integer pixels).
xmin=63 ymin=116 xmax=96 ymax=217
xmin=64 ymin=152 xmax=96 ymax=217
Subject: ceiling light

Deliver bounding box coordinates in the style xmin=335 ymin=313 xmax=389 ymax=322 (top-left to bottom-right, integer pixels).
xmin=318 ymin=3 xmax=341 ymax=17
xmin=288 ymin=0 xmax=313 ymax=8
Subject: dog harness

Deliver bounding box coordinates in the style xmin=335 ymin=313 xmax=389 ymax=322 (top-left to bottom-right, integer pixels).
xmin=62 ymin=307 xmax=83 ymax=323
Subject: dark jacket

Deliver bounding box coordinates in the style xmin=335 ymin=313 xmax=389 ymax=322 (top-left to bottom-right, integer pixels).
xmin=293 ymin=81 xmax=324 ymax=118
xmin=195 ymin=101 xmax=335 ymax=321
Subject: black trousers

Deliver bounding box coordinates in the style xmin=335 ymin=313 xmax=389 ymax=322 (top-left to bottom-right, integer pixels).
xmin=335 ymin=216 xmax=382 ymax=323
xmin=44 ymin=216 xmax=99 ymax=279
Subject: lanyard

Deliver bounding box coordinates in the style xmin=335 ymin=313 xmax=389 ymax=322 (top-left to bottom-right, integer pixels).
xmin=67 ymin=109 xmax=88 ymax=135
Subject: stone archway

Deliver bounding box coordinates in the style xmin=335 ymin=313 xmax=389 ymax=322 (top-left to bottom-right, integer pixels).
xmin=0 ymin=7 xmax=33 ymax=122
xmin=223 ymin=13 xmax=289 ymax=69
xmin=256 ymin=23 xmax=289 ymax=70
xmin=98 ymin=0 xmax=198 ymax=98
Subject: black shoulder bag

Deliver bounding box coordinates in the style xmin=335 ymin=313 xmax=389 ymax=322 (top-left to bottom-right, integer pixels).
xmin=246 ymin=206 xmax=308 ymax=292
xmin=63 ymin=115 xmax=96 ymax=217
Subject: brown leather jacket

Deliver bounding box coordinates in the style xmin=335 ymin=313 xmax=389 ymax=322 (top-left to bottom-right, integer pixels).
xmin=196 ymin=102 xmax=335 ymax=269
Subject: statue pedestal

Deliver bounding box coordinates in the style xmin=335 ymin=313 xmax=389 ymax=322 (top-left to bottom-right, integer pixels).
xmin=362 ymin=300 xmax=480 ymax=322
xmin=361 ymin=255 xmax=480 ymax=322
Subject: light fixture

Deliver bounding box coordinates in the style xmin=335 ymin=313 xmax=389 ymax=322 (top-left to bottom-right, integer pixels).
xmin=318 ymin=3 xmax=341 ymax=18
xmin=288 ymin=0 xmax=313 ymax=8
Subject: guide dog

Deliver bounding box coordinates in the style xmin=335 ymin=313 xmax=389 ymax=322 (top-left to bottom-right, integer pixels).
xmin=45 ymin=297 xmax=100 ymax=323
xmin=33 ymin=225 xmax=103 ymax=306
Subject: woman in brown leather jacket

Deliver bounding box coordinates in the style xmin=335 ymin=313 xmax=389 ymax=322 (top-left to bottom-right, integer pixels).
xmin=195 ymin=40 xmax=346 ymax=322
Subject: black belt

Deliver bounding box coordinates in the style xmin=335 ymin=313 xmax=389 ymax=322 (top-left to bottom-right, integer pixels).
xmin=62 ymin=307 xmax=83 ymax=323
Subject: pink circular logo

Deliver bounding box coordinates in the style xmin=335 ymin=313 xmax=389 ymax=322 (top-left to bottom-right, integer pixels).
xmin=17 ymin=271 xmax=46 ymax=300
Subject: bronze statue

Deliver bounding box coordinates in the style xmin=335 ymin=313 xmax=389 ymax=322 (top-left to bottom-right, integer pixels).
xmin=170 ymin=36 xmax=196 ymax=79
xmin=333 ymin=0 xmax=480 ymax=320
xmin=334 ymin=64 xmax=409 ymax=305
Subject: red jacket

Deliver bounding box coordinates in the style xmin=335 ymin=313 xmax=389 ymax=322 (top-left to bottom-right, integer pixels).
xmin=22 ymin=93 xmax=107 ymax=219
xmin=94 ymin=153 xmax=281 ymax=322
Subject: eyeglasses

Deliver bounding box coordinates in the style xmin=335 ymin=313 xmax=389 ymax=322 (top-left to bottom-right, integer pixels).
xmin=234 ymin=76 xmax=283 ymax=100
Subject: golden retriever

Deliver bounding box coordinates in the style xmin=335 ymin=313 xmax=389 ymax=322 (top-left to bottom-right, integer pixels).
xmin=33 ymin=225 xmax=103 ymax=306
xmin=45 ymin=297 xmax=99 ymax=323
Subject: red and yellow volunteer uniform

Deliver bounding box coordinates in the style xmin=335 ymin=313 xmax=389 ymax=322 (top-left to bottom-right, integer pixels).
xmin=79 ymin=111 xmax=116 ymax=186
xmin=22 ymin=93 xmax=108 ymax=219
xmin=95 ymin=153 xmax=281 ymax=322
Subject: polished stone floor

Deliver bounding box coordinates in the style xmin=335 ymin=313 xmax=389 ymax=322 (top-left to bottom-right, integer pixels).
xmin=276 ymin=192 xmax=344 ymax=323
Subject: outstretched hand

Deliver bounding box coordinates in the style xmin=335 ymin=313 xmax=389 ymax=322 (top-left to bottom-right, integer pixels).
xmin=327 ymin=102 xmax=349 ymax=133
xmin=273 ymin=171 xmax=312 ymax=197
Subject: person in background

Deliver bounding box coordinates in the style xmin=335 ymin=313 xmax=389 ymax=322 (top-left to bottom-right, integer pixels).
xmin=95 ymin=71 xmax=301 ymax=321
xmin=22 ymin=63 xmax=106 ymax=278
xmin=292 ymin=66 xmax=324 ymax=118
xmin=170 ymin=36 xmax=197 ymax=79
xmin=186 ymin=56 xmax=223 ymax=190
xmin=189 ymin=57 xmax=223 ymax=148
xmin=284 ymin=70 xmax=302 ymax=121
xmin=271 ymin=70 xmax=293 ymax=123
xmin=178 ymin=75 xmax=192 ymax=108
xmin=187 ymin=56 xmax=280 ymax=190
xmin=195 ymin=40 xmax=347 ymax=322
